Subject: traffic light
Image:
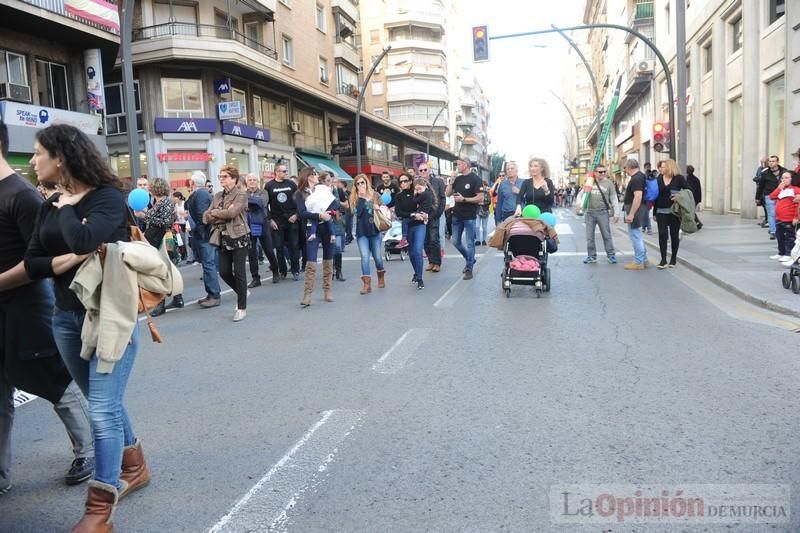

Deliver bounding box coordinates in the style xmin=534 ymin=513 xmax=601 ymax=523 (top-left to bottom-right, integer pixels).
xmin=472 ymin=26 xmax=489 ymax=62
xmin=653 ymin=121 xmax=671 ymax=153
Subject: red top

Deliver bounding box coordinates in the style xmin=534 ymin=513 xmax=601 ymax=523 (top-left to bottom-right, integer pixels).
xmin=769 ymin=185 xmax=800 ymax=222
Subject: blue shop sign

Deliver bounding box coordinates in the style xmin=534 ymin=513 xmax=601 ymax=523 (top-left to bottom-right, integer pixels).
xmin=214 ymin=78 xmax=232 ymax=95
xmin=221 ymin=121 xmax=271 ymax=142
xmin=154 ymin=117 xmax=217 ymax=134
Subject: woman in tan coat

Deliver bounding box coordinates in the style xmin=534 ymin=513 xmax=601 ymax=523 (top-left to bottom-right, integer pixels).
xmin=203 ymin=165 xmax=250 ymax=321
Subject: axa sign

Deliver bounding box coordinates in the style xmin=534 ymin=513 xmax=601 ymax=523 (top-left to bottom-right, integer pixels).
xmin=154 ymin=117 xmax=217 ymax=134
xmin=221 ymin=121 xmax=271 ymax=142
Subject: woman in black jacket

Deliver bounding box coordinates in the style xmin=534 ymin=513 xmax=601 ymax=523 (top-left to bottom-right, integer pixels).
xmin=404 ymin=179 xmax=436 ymax=289
xmin=516 ymin=158 xmax=555 ymax=214
xmin=654 ymin=159 xmax=689 ymax=268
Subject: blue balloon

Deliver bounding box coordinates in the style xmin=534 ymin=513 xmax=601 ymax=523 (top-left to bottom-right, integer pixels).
xmin=128 ymin=188 xmax=150 ymax=211
xmin=381 ymin=191 xmax=392 ymax=204
xmin=540 ymin=212 xmax=557 ymax=227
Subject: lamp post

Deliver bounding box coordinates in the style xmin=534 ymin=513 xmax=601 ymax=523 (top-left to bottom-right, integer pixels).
xmin=356 ymin=45 xmax=391 ymax=174
xmin=121 ymin=0 xmax=140 ymax=181
xmin=549 ymin=90 xmax=581 ymax=165
xmin=550 ymin=25 xmax=602 ymax=119
xmin=425 ymin=101 xmax=448 ymax=161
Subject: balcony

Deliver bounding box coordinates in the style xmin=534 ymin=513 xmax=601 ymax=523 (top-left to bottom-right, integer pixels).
xmin=384 ymin=4 xmax=445 ymax=30
xmin=331 ymin=0 xmax=359 ymax=23
xmin=334 ymin=42 xmax=361 ymax=70
xmin=385 ymin=63 xmax=446 ymax=78
xmin=389 ymin=114 xmax=449 ymax=129
xmin=131 ymin=22 xmax=279 ymax=72
xmin=456 ymin=114 xmax=476 ymax=128
xmin=387 ymin=38 xmax=445 ymax=53
xmin=626 ymin=1 xmax=655 ymax=43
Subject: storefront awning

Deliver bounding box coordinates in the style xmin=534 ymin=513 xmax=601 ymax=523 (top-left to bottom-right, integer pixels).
xmin=296 ymin=153 xmax=353 ymax=181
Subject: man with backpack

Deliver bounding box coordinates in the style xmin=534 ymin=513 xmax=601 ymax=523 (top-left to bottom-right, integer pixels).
xmin=581 ymin=165 xmax=620 ymax=264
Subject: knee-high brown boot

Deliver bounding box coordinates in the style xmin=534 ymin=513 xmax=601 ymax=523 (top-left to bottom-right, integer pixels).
xmin=71 ymin=480 xmax=118 ymax=533
xmin=377 ymin=269 xmax=386 ymax=288
xmin=322 ymin=260 xmax=334 ymax=302
xmin=300 ymin=263 xmax=317 ymax=307
xmin=118 ymin=439 xmax=150 ymax=500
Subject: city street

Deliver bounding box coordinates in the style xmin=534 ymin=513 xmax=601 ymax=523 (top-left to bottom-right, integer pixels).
xmin=4 ymin=209 xmax=800 ymax=532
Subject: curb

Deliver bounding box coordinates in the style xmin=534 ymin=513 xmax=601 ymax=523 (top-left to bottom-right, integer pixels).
xmin=618 ymin=227 xmax=800 ymax=320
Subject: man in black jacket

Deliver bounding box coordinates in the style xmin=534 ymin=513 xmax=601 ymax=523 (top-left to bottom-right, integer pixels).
xmin=0 ymin=122 xmax=94 ymax=494
xmin=685 ymin=165 xmax=703 ymax=230
xmin=419 ymin=163 xmax=446 ymax=272
xmin=756 ymin=155 xmax=787 ymax=240
xmin=187 ymin=171 xmax=221 ymax=307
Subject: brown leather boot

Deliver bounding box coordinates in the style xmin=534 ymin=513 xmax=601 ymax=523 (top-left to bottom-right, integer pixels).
xmin=377 ymin=269 xmax=386 ymax=288
xmin=118 ymin=439 xmax=150 ymax=500
xmin=359 ymin=275 xmax=372 ymax=295
xmin=322 ymin=260 xmax=334 ymax=302
xmin=300 ymin=263 xmax=317 ymax=307
xmin=71 ymin=480 xmax=118 ymax=533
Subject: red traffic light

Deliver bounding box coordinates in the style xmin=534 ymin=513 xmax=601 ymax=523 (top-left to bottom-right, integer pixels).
xmin=472 ymin=25 xmax=489 ymax=62
xmin=653 ymin=121 xmax=671 ymax=153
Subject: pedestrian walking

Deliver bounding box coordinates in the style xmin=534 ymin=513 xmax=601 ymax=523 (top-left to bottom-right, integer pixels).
xmin=204 ymin=165 xmax=249 ymax=322
xmin=173 ymin=191 xmax=188 ymax=261
xmin=685 ymin=165 xmax=703 ymax=230
xmin=144 ymin=178 xmax=181 ymax=316
xmin=769 ymin=171 xmax=800 ymax=261
xmin=0 ymin=123 xmax=94 ymax=496
xmin=393 ymin=173 xmax=418 ymax=281
xmin=24 ymin=124 xmax=150 ymax=531
xmin=494 ymin=162 xmax=521 ymax=223
xmin=419 ymin=163 xmax=445 ymax=273
xmin=653 ymin=159 xmax=689 ymax=269
xmin=580 ymin=164 xmax=619 ymax=264
xmin=622 ymin=158 xmax=649 ymax=270
xmin=295 ymin=169 xmax=337 ymax=306
xmin=516 ymin=158 xmax=555 ymax=215
xmin=350 ymin=173 xmax=386 ymax=294
xmin=409 ymin=178 xmax=436 ymax=289
xmin=331 ymin=176 xmax=349 ymax=282
xmin=446 ymin=156 xmax=483 ymax=280
xmin=266 ymin=163 xmax=301 ymax=280
xmin=245 ymin=173 xmax=279 ymax=287
xmin=475 ymin=180 xmax=491 ymax=246
xmin=756 ymin=155 xmax=788 ymax=240
xmin=187 ymin=172 xmax=221 ymax=307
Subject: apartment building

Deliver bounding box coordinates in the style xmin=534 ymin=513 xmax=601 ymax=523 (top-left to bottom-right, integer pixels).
xmin=455 ymin=67 xmax=490 ymax=180
xmin=562 ymin=39 xmax=596 ymax=184
xmin=0 ymin=0 xmax=120 ymax=182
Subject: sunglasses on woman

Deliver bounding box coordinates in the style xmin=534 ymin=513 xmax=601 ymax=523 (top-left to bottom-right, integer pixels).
xmin=399 ymin=179 xmax=410 ymax=184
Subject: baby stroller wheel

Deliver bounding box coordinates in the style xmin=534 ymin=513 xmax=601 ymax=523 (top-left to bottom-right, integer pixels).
xmin=792 ymin=276 xmax=800 ymax=294
xmin=505 ymin=288 xmax=511 ymax=298
xmin=384 ymin=252 xmax=390 ymax=261
xmin=783 ymin=272 xmax=791 ymax=289
xmin=400 ymin=250 xmax=406 ymax=261
xmin=543 ymin=268 xmax=551 ymax=292
xmin=536 ymin=289 xmax=542 ymax=298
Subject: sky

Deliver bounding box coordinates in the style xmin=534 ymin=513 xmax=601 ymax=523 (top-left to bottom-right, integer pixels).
xmin=457 ymin=0 xmax=585 ymax=180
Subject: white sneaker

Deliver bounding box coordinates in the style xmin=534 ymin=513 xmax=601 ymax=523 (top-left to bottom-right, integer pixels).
xmin=781 ymin=258 xmax=796 ymax=267
xmin=770 ymin=254 xmax=782 ymax=260
xmin=233 ymin=309 xmax=247 ymax=322
xmin=777 ymin=255 xmax=791 ymax=261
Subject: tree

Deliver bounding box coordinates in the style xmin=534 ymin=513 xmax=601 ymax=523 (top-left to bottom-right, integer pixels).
xmin=489 ymin=152 xmax=507 ymax=183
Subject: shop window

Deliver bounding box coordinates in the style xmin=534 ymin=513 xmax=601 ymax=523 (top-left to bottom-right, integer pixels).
xmin=110 ymin=153 xmax=149 ymax=183
xmin=293 ymin=108 xmax=324 ymax=151
xmin=225 ymin=152 xmax=250 ymax=174
xmin=161 ymin=78 xmax=203 ymax=117
xmin=104 ymin=82 xmax=142 ymax=135
xmin=260 ymin=97 xmax=289 ymax=145
xmin=35 ymin=60 xmax=69 ymax=110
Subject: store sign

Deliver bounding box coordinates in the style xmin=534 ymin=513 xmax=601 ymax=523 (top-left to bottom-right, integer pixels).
xmin=214 ymin=78 xmax=232 ymax=95
xmin=331 ymin=141 xmax=353 ymax=156
xmin=157 ymin=152 xmax=213 ymax=162
xmin=154 ymin=117 xmax=217 ymax=134
xmin=218 ymin=101 xmax=243 ymax=120
xmin=0 ymin=101 xmax=101 ymax=135
xmin=221 ymin=121 xmax=271 ymax=142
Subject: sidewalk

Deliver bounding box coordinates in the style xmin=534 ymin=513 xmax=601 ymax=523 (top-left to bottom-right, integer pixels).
xmin=623 ymin=212 xmax=800 ymax=318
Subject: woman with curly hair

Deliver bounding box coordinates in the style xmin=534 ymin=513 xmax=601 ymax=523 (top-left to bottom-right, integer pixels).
xmin=516 ymin=158 xmax=555 ymax=215
xmin=145 ymin=177 xmax=182 ymax=316
xmin=24 ymin=124 xmax=149 ymax=532
xmin=295 ymin=169 xmax=338 ymax=306
xmin=349 ymin=173 xmax=386 ymax=294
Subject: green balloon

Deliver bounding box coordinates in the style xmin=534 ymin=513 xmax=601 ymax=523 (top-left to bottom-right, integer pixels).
xmin=522 ymin=204 xmax=541 ymax=219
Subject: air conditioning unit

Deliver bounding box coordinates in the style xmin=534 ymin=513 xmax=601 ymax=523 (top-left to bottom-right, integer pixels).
xmin=0 ymin=83 xmax=32 ymax=102
xmin=635 ymin=60 xmax=655 ymax=75
xmin=289 ymin=121 xmax=302 ymax=134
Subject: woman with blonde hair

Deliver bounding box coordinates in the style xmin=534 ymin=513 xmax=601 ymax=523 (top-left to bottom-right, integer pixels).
xmin=654 ymin=158 xmax=689 ymax=268
xmin=203 ymin=165 xmax=250 ymax=320
xmin=516 ymin=158 xmax=555 ymax=214
xmin=349 ymin=173 xmax=386 ymax=294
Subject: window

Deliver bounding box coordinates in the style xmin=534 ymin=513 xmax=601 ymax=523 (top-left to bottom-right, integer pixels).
xmin=161 ymin=78 xmax=203 ymax=117
xmin=0 ymin=51 xmax=28 ymax=86
xmin=336 ymin=64 xmax=358 ymax=96
xmin=153 ymin=2 xmax=197 ymax=35
xmin=369 ymin=29 xmax=380 ymax=44
xmin=282 ymin=35 xmax=294 ymax=66
xmin=315 ymin=4 xmax=326 ymax=32
xmin=214 ymin=11 xmax=237 ymax=39
xmin=766 ymin=76 xmax=785 ymax=162
xmin=104 ymin=82 xmax=142 ymax=135
xmin=35 ymin=60 xmax=69 ymax=109
xmin=664 ymin=2 xmax=671 ymax=35
xmin=702 ymin=42 xmax=712 ymax=73
xmin=372 ymin=80 xmax=383 ymax=95
xmin=231 ymin=87 xmax=248 ymax=123
xmin=293 ymin=108 xmax=325 ymax=151
xmin=769 ymin=0 xmax=785 ymax=24
xmin=319 ymin=57 xmax=329 ymax=84
xmin=279 ymin=0 xmax=290 ymax=6
xmin=373 ymin=107 xmax=384 ymax=117
xmin=244 ymin=21 xmax=260 ymax=44
xmin=260 ymin=97 xmax=289 ymax=145
xmin=365 ymin=137 xmax=400 ymax=162
xmin=731 ymin=16 xmax=742 ymax=53
xmin=252 ymin=95 xmax=263 ymax=126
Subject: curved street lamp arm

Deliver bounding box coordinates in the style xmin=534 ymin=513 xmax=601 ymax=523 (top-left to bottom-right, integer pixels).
xmin=356 ymin=45 xmax=392 ymax=174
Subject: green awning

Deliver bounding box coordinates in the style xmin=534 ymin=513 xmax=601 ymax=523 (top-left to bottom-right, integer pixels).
xmin=296 ymin=153 xmax=353 ymax=181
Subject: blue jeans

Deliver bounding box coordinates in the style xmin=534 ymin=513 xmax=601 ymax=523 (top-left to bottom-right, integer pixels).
xmin=52 ymin=309 xmax=139 ymax=488
xmin=451 ymin=217 xmax=476 ymax=271
xmin=401 ymin=218 xmax=409 ymax=240
xmin=407 ymin=224 xmax=426 ymax=280
xmin=764 ymin=195 xmax=777 ymax=234
xmin=334 ymin=234 xmax=345 ymax=255
xmin=356 ymin=234 xmax=384 ymax=275
xmin=628 ymin=226 xmax=647 ymax=264
xmin=476 ymin=215 xmax=489 ymax=242
xmin=199 ymin=238 xmax=221 ymax=299
xmin=305 ymin=219 xmax=335 ymax=263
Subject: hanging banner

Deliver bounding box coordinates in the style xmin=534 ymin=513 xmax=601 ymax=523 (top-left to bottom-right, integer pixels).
xmin=84 ymin=49 xmax=105 ymax=111
xmin=65 ymin=0 xmax=120 ymax=32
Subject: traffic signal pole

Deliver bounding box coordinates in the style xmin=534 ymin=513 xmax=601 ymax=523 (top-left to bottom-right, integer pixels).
xmin=675 ymin=0 xmax=688 ymax=170
xmin=488 ymin=24 xmax=677 ymax=161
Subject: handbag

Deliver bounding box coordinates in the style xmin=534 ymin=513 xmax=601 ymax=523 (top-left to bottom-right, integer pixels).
xmin=373 ymin=204 xmax=392 ymax=232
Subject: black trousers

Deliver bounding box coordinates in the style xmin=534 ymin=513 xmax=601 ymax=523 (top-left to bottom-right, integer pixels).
xmin=248 ymin=229 xmax=279 ymax=279
xmin=656 ymin=212 xmax=680 ymax=263
xmin=776 ymin=221 xmax=796 ymax=256
xmin=219 ymin=246 xmax=249 ymax=310
xmin=424 ymin=215 xmax=442 ymax=266
xmin=273 ymin=219 xmax=300 ymax=275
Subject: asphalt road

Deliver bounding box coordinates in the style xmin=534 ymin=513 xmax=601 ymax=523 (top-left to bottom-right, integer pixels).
xmin=4 ymin=208 xmax=800 ymax=533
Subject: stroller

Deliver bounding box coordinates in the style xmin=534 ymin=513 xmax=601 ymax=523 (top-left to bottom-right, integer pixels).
xmin=383 ymin=219 xmax=408 ymax=261
xmin=500 ymin=219 xmax=551 ymax=298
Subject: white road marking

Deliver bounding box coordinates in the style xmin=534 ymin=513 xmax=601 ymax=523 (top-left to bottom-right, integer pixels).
xmin=208 ymin=409 xmax=365 ymax=533
xmin=434 ymin=250 xmax=497 ymax=308
xmin=554 ymin=223 xmax=574 ymax=235
xmin=13 ymin=390 xmax=38 ymax=408
xmin=372 ymin=328 xmax=432 ymax=374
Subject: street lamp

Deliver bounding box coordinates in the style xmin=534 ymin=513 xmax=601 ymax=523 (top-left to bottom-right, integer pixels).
xmin=121 ymin=0 xmax=140 ymax=181
xmin=548 ymin=90 xmax=581 ymax=166
xmin=425 ymin=101 xmax=448 ymax=161
xmin=355 ymin=45 xmax=391 ymax=174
